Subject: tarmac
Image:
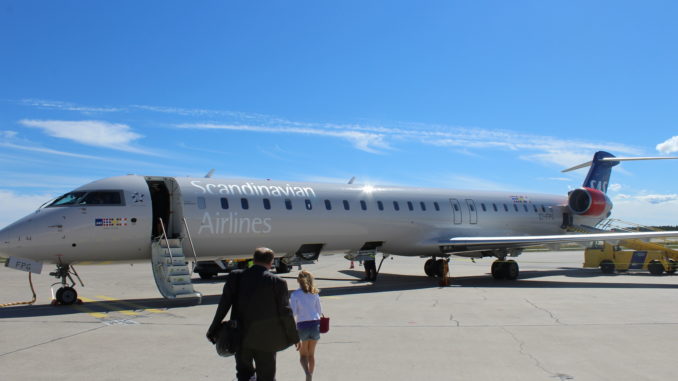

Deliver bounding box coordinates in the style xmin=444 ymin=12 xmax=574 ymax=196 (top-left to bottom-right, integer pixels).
xmin=2 ymin=251 xmax=678 ymax=381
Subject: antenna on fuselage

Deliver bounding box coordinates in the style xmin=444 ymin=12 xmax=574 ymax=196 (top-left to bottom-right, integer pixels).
xmin=205 ymin=169 xmax=215 ymax=178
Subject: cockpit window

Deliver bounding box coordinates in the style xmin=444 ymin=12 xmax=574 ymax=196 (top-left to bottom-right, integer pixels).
xmin=47 ymin=190 xmax=123 ymax=207
xmin=48 ymin=192 xmax=86 ymax=207
xmin=79 ymin=191 xmax=123 ymax=206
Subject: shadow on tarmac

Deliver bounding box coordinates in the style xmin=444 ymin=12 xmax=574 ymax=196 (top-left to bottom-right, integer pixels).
xmin=3 ymin=267 xmax=676 ymax=319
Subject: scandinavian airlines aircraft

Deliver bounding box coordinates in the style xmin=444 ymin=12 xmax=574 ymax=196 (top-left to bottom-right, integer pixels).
xmin=2 ymin=151 xmax=677 ymax=304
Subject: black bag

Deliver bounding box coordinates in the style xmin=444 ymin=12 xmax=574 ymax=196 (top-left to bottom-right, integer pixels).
xmin=215 ymin=271 xmax=243 ymax=357
xmin=216 ymin=319 xmax=241 ymax=357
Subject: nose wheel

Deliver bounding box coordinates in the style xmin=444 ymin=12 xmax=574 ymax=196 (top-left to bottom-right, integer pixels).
xmin=49 ymin=262 xmax=84 ymax=305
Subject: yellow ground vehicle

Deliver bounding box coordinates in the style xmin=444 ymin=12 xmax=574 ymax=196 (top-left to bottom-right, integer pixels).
xmin=584 ymin=241 xmax=678 ymax=275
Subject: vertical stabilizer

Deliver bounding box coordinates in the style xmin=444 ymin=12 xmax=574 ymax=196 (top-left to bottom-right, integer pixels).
xmin=582 ymin=151 xmax=619 ymax=193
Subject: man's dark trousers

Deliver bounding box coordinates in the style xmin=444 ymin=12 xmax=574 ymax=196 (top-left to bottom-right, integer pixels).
xmin=236 ymin=347 xmax=276 ymax=381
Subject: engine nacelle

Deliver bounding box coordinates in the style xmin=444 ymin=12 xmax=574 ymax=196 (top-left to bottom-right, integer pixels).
xmin=568 ymin=187 xmax=613 ymax=217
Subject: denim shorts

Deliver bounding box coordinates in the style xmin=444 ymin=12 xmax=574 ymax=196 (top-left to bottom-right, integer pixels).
xmin=297 ymin=324 xmax=320 ymax=341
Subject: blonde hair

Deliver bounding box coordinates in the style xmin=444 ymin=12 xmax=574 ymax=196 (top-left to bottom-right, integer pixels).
xmin=297 ymin=270 xmax=319 ymax=294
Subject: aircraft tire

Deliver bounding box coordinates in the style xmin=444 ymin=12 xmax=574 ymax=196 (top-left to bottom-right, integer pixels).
xmin=505 ymin=260 xmax=519 ymax=280
xmin=667 ymin=259 xmax=677 ymax=274
xmin=600 ymin=260 xmax=615 ymax=274
xmin=57 ymin=287 xmax=78 ymax=305
xmin=424 ymin=259 xmax=436 ymax=277
xmin=648 ymin=260 xmax=664 ymax=276
xmin=198 ymin=272 xmax=215 ymax=280
xmin=276 ymin=262 xmax=291 ymax=274
xmin=491 ymin=261 xmax=506 ymax=280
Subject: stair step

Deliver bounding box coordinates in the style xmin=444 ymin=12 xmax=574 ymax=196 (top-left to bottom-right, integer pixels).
xmin=167 ymin=275 xmax=191 ymax=285
xmin=159 ymin=239 xmax=183 ymax=248
xmin=169 ymin=283 xmax=197 ymax=294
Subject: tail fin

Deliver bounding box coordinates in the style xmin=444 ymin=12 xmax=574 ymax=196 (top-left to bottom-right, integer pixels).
xmin=562 ymin=151 xmax=678 ymax=193
xmin=582 ymin=151 xmax=619 ymax=193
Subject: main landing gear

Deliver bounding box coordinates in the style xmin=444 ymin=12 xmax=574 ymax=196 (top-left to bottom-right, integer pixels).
xmin=424 ymin=257 xmax=448 ymax=277
xmin=491 ymin=259 xmax=519 ymax=280
xmin=49 ymin=262 xmax=84 ymax=305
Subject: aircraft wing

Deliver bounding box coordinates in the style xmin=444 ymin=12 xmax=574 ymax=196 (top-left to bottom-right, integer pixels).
xmin=441 ymin=230 xmax=678 ymax=252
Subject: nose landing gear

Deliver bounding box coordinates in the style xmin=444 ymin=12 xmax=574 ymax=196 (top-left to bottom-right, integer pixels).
xmin=49 ymin=262 xmax=84 ymax=305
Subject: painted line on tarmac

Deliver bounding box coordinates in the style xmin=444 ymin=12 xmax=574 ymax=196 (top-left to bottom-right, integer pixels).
xmin=94 ymin=295 xmax=168 ymax=314
xmin=69 ymin=304 xmax=108 ymax=319
xmin=79 ymin=296 xmax=142 ymax=316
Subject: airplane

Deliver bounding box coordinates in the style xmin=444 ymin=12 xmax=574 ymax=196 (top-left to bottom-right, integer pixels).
xmin=2 ymin=151 xmax=678 ymax=305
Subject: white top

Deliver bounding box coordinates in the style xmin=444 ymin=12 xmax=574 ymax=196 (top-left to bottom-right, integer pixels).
xmin=290 ymin=288 xmax=323 ymax=323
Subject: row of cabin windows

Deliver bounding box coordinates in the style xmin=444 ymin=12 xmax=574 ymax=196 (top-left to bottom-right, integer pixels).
xmin=209 ymin=197 xmax=551 ymax=214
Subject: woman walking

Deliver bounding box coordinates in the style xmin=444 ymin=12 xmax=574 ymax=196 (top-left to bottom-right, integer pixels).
xmin=290 ymin=270 xmax=323 ymax=381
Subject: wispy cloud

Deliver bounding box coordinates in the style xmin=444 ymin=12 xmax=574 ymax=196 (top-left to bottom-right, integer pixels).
xmin=19 ymin=98 xmax=123 ymax=113
xmin=15 ymin=99 xmax=644 ymax=164
xmin=177 ymin=123 xmax=391 ymax=154
xmin=656 ymin=136 xmax=678 ymax=154
xmin=18 ymin=119 xmax=154 ymax=155
xmin=0 ymin=142 xmax=103 ymax=160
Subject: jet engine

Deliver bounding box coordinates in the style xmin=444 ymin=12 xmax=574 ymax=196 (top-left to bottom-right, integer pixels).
xmin=567 ymin=187 xmax=612 ymax=217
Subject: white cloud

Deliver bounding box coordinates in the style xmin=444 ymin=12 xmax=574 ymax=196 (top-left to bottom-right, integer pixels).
xmin=611 ymin=195 xmax=678 ymax=226
xmin=177 ymin=123 xmax=391 ymax=154
xmin=19 ymin=99 xmax=123 ymax=113
xmin=0 ymin=142 xmax=103 ymax=160
xmin=656 ymin=136 xmax=678 ymax=154
xmin=608 ymin=183 xmax=622 ymax=192
xmin=19 ymin=119 xmax=148 ymax=154
xmin=0 ymin=190 xmax=57 ymax=229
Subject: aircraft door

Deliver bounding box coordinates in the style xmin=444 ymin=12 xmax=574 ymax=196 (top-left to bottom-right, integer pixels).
xmin=146 ymin=177 xmax=183 ymax=239
xmin=466 ymin=199 xmax=478 ymax=224
xmin=450 ymin=199 xmax=462 ymax=224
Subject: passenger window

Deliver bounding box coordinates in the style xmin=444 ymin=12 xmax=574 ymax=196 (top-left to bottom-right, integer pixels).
xmin=434 ymin=202 xmax=440 ymax=211
xmin=80 ymin=191 xmax=123 ymax=206
xmin=453 ymin=204 xmax=459 ymax=211
xmin=377 ymin=201 xmax=384 ymax=211
xmin=493 ymin=203 xmax=498 ymax=212
xmin=541 ymin=205 xmax=546 ymax=213
xmin=360 ymin=200 xmax=367 ymax=210
xmin=407 ymin=201 xmax=414 ymax=211
xmin=481 ymin=203 xmax=487 ymax=212
xmin=393 ymin=201 xmax=400 ymax=211
xmin=503 ymin=204 xmax=508 ymax=212
xmin=325 ymin=200 xmax=332 ymax=210
xmin=305 ymin=199 xmax=312 ymax=210
xmin=285 ymin=199 xmax=292 ymax=210
xmin=241 ymin=198 xmax=249 ymax=210
xmin=197 ymin=197 xmax=206 ymax=210
xmin=220 ymin=198 xmax=229 ymax=209
xmin=420 ymin=202 xmax=426 ymax=211
xmin=523 ymin=205 xmax=528 ymax=212
xmin=533 ymin=205 xmax=538 ymax=212
xmin=263 ymin=198 xmax=271 ymax=210
xmin=469 ymin=204 xmax=475 ymax=212
xmin=513 ymin=204 xmax=518 ymax=212
xmin=343 ymin=200 xmax=350 ymax=210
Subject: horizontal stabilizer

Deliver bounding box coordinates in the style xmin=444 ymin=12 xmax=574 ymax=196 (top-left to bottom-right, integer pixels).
xmin=562 ymin=156 xmax=678 ymax=173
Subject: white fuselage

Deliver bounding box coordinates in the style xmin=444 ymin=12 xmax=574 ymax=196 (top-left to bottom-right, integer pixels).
xmin=0 ymin=175 xmax=591 ymax=265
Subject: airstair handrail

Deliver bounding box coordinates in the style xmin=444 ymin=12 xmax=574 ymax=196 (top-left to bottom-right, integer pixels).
xmin=158 ymin=218 xmax=173 ymax=260
xmin=182 ymin=217 xmax=199 ymax=266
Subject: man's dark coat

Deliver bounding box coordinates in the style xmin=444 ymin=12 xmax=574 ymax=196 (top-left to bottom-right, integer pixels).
xmin=208 ymin=265 xmax=299 ymax=352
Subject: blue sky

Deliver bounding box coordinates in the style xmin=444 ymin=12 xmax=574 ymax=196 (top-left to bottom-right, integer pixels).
xmin=1 ymin=0 xmax=678 ymax=228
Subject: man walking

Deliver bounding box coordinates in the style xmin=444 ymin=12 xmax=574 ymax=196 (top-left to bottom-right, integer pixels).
xmin=207 ymin=247 xmax=299 ymax=381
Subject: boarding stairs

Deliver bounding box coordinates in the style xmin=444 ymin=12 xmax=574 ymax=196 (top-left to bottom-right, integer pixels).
xmin=151 ymin=239 xmax=202 ymax=301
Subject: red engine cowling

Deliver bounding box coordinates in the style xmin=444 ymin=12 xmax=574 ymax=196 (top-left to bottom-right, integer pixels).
xmin=568 ymin=187 xmax=612 ymax=216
